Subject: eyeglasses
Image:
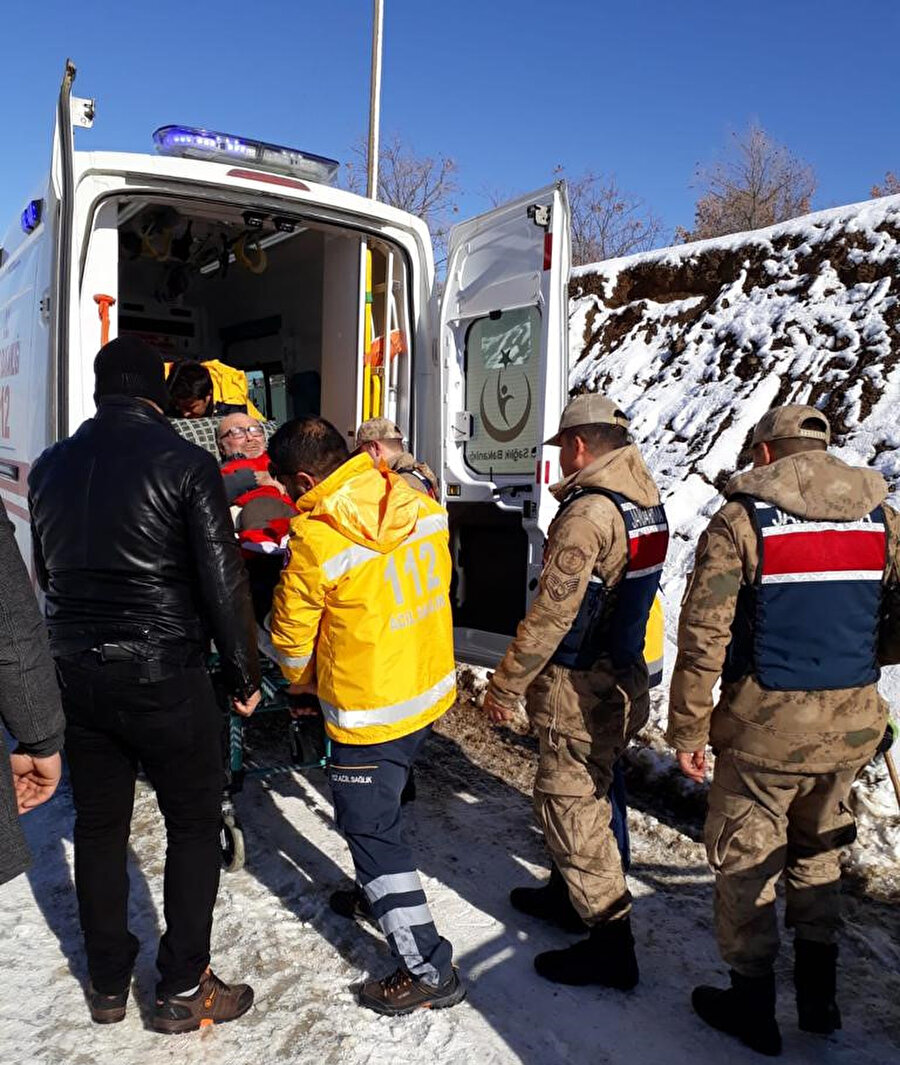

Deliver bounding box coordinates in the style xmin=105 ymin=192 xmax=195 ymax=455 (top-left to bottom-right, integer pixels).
xmin=219 ymin=424 xmax=265 ymax=442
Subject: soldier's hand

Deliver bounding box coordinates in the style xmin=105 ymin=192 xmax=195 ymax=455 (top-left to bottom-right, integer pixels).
xmin=677 ymin=749 xmax=708 ymax=784
xmin=482 ymin=690 xmax=516 ymax=724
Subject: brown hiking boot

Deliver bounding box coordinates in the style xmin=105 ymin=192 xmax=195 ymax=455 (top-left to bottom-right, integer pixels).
xmin=88 ymin=983 xmax=129 ymax=1024
xmin=152 ymin=968 xmax=254 ymax=1034
xmin=358 ymin=966 xmax=466 ymax=1016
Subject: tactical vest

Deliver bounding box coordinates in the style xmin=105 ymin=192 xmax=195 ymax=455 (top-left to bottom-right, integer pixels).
xmin=404 ymin=465 xmax=437 ymax=498
xmin=551 ymin=489 xmax=669 ymax=672
xmin=723 ymin=497 xmax=887 ymax=691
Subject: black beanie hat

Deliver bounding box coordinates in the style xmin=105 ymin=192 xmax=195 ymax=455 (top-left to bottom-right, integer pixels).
xmin=94 ymin=337 xmax=169 ymax=409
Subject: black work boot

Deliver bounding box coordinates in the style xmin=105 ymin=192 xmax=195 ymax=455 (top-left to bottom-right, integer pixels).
xmin=794 ymin=939 xmax=841 ymax=1034
xmin=88 ymin=983 xmax=129 ymax=1024
xmin=510 ymin=865 xmax=587 ymax=933
xmin=533 ymin=915 xmax=639 ymax=989
xmin=692 ymin=970 xmax=782 ymax=1057
xmin=358 ymin=966 xmax=466 ymax=1016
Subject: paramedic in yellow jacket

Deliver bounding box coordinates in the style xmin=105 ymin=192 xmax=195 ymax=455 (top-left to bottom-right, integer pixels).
xmin=268 ymin=416 xmax=465 ymax=1017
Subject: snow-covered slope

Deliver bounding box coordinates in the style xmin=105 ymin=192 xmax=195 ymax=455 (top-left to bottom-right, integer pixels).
xmin=569 ymin=193 xmax=900 ymax=887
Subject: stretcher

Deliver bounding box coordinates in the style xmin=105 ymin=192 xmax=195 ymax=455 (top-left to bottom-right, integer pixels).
xmin=210 ymin=646 xmax=329 ymax=872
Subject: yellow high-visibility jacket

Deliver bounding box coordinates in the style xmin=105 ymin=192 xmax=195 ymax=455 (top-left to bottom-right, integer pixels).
xmin=644 ymin=594 xmax=665 ymax=688
xmin=164 ymin=359 xmax=266 ymax=421
xmin=270 ymin=453 xmax=457 ymax=745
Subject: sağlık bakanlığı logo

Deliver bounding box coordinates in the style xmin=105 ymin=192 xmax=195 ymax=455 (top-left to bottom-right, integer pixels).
xmin=479 ymin=346 xmax=532 ymax=443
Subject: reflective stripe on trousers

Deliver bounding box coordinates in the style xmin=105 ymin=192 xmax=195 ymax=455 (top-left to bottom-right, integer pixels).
xmin=328 ymin=724 xmax=453 ymax=985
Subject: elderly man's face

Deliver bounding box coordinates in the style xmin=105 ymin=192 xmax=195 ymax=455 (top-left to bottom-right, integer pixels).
xmin=218 ymin=414 xmax=266 ymax=458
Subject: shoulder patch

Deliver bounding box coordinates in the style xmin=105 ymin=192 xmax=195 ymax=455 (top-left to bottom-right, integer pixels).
xmin=546 ymin=572 xmax=581 ymax=601
xmin=555 ymin=545 xmax=590 ymax=575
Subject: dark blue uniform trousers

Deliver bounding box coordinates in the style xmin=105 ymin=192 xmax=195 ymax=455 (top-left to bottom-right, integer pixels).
xmin=610 ymin=759 xmax=631 ymax=872
xmin=329 ymin=724 xmax=453 ymax=986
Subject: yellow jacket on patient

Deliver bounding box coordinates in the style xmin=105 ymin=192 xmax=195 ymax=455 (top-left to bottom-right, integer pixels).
xmin=270 ymin=453 xmax=456 ymax=746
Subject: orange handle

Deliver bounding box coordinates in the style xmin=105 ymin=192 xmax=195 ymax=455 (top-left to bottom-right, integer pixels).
xmin=94 ymin=294 xmax=117 ymax=346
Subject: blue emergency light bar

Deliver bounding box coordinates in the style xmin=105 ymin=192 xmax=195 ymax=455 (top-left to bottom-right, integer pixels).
xmin=21 ymin=199 xmax=42 ymax=234
xmin=152 ymin=126 xmax=340 ymax=186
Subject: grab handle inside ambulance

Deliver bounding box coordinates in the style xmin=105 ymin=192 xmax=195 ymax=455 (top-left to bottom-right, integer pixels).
xmin=93 ymin=293 xmax=117 ymax=347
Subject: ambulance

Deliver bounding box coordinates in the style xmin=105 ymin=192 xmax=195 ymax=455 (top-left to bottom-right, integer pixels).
xmin=0 ymin=60 xmax=574 ymax=667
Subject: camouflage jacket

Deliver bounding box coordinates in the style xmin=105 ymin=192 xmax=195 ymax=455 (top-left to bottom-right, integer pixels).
xmin=667 ymin=451 xmax=898 ymax=773
xmin=390 ymin=452 xmax=438 ymax=497
xmin=487 ymin=444 xmax=662 ymax=742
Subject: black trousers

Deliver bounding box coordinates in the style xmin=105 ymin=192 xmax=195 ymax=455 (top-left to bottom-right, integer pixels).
xmin=57 ymin=655 xmax=224 ymax=996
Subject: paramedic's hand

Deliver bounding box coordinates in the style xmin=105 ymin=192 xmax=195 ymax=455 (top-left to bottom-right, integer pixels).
xmin=482 ymin=689 xmax=516 ymax=725
xmin=233 ymin=689 xmax=262 ymax=717
xmin=11 ymin=752 xmax=62 ymax=813
xmin=677 ymin=749 xmax=708 ymax=784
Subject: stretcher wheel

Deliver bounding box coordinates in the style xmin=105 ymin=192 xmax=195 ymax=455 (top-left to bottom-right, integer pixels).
xmin=220 ymin=815 xmax=246 ymax=873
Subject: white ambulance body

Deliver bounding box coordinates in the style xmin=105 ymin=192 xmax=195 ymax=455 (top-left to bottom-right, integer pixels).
xmin=0 ymin=62 xmax=570 ymax=665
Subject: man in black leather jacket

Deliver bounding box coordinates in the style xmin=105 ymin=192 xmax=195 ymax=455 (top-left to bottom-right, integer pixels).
xmin=28 ymin=337 xmax=261 ymax=1033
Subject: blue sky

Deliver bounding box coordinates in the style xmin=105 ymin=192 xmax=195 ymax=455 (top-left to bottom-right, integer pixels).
xmin=1 ymin=0 xmax=897 ymax=241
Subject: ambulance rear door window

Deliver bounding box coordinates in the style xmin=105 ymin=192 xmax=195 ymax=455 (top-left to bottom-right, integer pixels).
xmin=463 ymin=305 xmax=541 ymax=477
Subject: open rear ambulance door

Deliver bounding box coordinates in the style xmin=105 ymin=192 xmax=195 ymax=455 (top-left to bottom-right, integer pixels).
xmin=50 ymin=59 xmax=93 ymax=442
xmin=441 ymin=182 xmax=570 ymax=667
xmin=0 ymin=60 xmax=90 ymax=566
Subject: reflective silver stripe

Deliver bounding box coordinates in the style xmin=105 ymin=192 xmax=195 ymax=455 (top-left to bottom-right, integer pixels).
xmin=320 ymin=669 xmax=456 ymax=730
xmin=628 ymin=523 xmax=668 ymax=537
xmin=626 ymin=563 xmax=664 ymax=579
xmin=761 ymin=570 xmax=882 ymax=585
xmin=762 ymin=521 xmax=885 ymax=536
xmin=276 ymin=649 xmax=313 ymax=669
xmin=378 ymin=904 xmax=435 ymax=936
xmin=391 ymin=926 xmax=440 ymax=985
xmin=363 ymin=871 xmax=423 ymax=903
xmin=321 ymin=512 xmax=449 ymax=581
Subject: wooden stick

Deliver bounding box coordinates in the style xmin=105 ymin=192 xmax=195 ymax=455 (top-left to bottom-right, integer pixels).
xmin=885 ymin=748 xmax=900 ymax=812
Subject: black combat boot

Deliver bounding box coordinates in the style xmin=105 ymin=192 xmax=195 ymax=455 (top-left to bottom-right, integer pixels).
xmin=692 ymin=970 xmax=782 ymax=1056
xmin=533 ymin=915 xmax=639 ymax=989
xmin=794 ymin=939 xmax=841 ymax=1034
xmin=509 ymin=865 xmax=587 ymax=933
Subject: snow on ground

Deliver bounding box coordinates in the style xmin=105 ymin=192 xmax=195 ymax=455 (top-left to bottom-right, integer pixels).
xmin=2 ymin=718 xmax=899 ymax=1065
xmin=3 ymin=196 xmax=900 ymax=1064
xmin=569 ymin=192 xmax=900 ymax=888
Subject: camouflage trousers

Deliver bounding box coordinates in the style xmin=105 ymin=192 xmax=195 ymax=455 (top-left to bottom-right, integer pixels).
xmin=534 ymin=725 xmax=631 ymax=924
xmin=705 ymin=750 xmax=858 ymax=977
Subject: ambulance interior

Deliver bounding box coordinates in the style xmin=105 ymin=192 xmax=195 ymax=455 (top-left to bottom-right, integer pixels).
xmin=94 ymin=197 xmax=412 ymax=441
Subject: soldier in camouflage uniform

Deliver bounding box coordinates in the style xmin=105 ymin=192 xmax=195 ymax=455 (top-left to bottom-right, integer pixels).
xmin=483 ymin=394 xmax=669 ymax=989
xmin=668 ymin=404 xmax=899 ymax=1057
xmin=356 ymin=418 xmax=438 ymax=497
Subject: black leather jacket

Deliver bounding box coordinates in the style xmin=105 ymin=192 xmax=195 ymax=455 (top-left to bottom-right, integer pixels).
xmin=28 ymin=396 xmax=259 ymax=698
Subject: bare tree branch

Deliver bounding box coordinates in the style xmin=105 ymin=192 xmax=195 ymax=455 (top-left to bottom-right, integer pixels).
xmin=555 ymin=167 xmax=665 ymax=266
xmin=871 ymin=171 xmax=900 ymax=198
xmin=678 ymin=124 xmax=816 ymax=242
xmin=344 ymin=134 xmax=459 ymax=265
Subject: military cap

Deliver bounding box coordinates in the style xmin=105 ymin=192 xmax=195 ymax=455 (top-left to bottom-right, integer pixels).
xmin=751 ymin=404 xmax=831 ymax=448
xmin=544 ymin=393 xmax=630 ymax=447
xmin=356 ymin=417 xmax=404 ymax=444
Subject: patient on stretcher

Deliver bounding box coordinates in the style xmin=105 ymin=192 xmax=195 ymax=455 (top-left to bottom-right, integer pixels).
xmin=217 ymin=413 xmax=296 ymax=621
